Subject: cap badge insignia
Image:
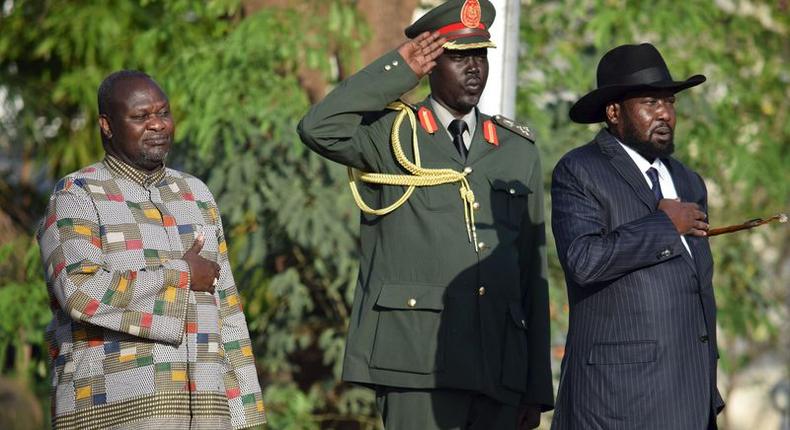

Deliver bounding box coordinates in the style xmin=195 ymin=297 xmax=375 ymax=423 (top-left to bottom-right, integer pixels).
xmin=461 ymin=0 xmax=481 ymax=28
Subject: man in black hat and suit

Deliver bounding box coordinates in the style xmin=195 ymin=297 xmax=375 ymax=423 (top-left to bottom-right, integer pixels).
xmin=298 ymin=0 xmax=553 ymax=428
xmin=550 ymin=43 xmax=725 ymax=429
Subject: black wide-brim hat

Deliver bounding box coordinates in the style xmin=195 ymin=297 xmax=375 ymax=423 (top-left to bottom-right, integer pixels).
xmin=569 ymin=43 xmax=706 ymax=124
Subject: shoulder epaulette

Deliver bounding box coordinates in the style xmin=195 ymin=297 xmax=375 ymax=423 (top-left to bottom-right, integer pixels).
xmin=492 ymin=115 xmax=535 ymax=143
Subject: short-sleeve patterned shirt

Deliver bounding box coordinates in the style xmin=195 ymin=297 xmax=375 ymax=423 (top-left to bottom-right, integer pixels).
xmin=37 ymin=155 xmax=266 ymax=430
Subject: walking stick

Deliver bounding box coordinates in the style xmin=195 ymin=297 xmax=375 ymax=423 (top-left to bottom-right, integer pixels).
xmin=707 ymin=213 xmax=787 ymax=237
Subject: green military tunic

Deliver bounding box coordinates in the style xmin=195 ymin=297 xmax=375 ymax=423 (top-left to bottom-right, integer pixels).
xmin=298 ymin=49 xmax=554 ymax=410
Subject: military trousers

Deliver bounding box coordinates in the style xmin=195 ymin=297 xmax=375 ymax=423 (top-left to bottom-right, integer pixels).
xmin=375 ymin=387 xmax=519 ymax=430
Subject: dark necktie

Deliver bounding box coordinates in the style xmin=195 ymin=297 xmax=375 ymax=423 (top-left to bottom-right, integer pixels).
xmin=448 ymin=119 xmax=469 ymax=160
xmin=646 ymin=167 xmax=664 ymax=201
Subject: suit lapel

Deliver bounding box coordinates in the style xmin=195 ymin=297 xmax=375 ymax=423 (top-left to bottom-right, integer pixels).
xmin=414 ymin=99 xmax=465 ymax=166
xmin=664 ymin=157 xmax=706 ymax=273
xmin=597 ymin=131 xmax=699 ymax=272
xmin=465 ymin=111 xmax=497 ymax=166
xmin=596 ymin=130 xmax=657 ymax=210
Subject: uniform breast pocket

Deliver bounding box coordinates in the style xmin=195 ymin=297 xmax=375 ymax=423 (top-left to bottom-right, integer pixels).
xmin=488 ymin=177 xmax=531 ymax=230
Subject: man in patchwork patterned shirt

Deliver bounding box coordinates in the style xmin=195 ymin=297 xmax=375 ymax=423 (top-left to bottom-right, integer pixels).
xmin=37 ymin=70 xmax=267 ymax=429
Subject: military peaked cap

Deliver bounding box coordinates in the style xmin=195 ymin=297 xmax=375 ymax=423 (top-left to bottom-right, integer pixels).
xmin=405 ymin=0 xmax=496 ymax=50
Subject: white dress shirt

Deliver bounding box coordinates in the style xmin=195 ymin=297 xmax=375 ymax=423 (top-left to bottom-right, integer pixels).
xmin=430 ymin=96 xmax=477 ymax=150
xmin=618 ymin=141 xmax=693 ymax=257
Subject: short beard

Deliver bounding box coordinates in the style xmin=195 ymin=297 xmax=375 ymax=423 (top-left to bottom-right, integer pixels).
xmin=620 ymin=114 xmax=674 ymax=161
xmin=142 ymin=150 xmax=167 ymax=164
xmin=135 ymin=148 xmax=168 ymax=171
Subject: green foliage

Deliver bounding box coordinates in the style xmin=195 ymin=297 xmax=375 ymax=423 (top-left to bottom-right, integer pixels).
xmin=263 ymin=383 xmax=321 ymax=430
xmin=0 ymin=237 xmax=50 ymax=383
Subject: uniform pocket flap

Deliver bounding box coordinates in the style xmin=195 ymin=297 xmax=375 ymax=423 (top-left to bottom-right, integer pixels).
xmin=588 ymin=340 xmax=657 ymax=365
xmin=509 ymin=303 xmax=528 ymax=330
xmin=375 ymin=284 xmax=445 ymax=311
xmin=488 ymin=177 xmax=532 ymax=196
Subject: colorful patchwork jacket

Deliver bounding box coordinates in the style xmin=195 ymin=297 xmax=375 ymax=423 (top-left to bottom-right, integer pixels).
xmin=37 ymin=156 xmax=266 ymax=429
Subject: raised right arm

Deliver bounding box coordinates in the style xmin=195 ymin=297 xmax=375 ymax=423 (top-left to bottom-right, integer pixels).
xmin=297 ymin=31 xmax=445 ymax=170
xmin=297 ymin=51 xmax=419 ymax=170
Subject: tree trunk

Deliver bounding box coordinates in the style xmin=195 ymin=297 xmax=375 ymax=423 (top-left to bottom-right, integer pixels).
xmin=242 ymin=0 xmax=420 ymax=102
xmin=356 ymin=0 xmax=420 ymax=65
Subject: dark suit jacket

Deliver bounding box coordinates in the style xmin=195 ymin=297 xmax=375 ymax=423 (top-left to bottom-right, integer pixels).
xmin=550 ymin=130 xmax=724 ymax=429
xmin=297 ymin=49 xmax=554 ymax=410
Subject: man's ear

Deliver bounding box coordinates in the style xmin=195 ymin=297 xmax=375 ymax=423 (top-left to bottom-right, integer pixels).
xmin=605 ymin=102 xmax=620 ymax=125
xmin=99 ymin=114 xmax=112 ymax=140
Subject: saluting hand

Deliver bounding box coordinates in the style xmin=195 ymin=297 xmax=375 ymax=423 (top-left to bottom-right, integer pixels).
xmin=183 ymin=231 xmax=221 ymax=294
xmin=658 ymin=199 xmax=709 ymax=237
xmin=398 ymin=31 xmax=447 ymax=78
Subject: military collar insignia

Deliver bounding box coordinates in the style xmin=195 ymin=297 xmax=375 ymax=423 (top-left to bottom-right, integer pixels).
xmin=492 ymin=115 xmax=535 ymax=143
xmin=461 ymin=0 xmax=482 ymax=28
xmin=418 ymin=106 xmax=439 ymax=134
xmin=483 ymin=119 xmax=498 ymax=146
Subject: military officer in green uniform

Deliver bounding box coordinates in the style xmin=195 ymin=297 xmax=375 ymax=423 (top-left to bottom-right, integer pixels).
xmin=297 ymin=0 xmax=553 ymax=428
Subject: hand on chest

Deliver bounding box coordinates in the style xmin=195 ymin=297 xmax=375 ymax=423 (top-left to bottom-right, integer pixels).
xmin=82 ymin=177 xmax=224 ymax=268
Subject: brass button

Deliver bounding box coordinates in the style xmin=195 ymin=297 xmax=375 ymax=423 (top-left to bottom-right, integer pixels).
xmin=508 ymin=188 xmax=516 ymax=195
xmin=478 ymin=286 xmax=486 ymax=296
xmin=407 ymin=298 xmax=417 ymax=307
xmin=384 ymin=64 xmax=392 ymax=71
xmin=392 ymin=60 xmax=399 ymax=66
xmin=472 ymin=202 xmax=480 ymax=210
xmin=463 ymin=166 xmax=473 ymax=174
xmin=477 ymin=241 xmax=486 ymax=250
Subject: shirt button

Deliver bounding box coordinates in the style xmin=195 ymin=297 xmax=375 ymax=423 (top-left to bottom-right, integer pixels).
xmin=478 ymin=286 xmax=486 ymax=296
xmin=699 ymin=335 xmax=709 ymax=343
xmin=392 ymin=60 xmax=399 ymax=66
xmin=384 ymin=64 xmax=392 ymax=71
xmin=472 ymin=202 xmax=480 ymax=210
xmin=407 ymin=298 xmax=417 ymax=307
xmin=463 ymin=166 xmax=473 ymax=174
xmin=508 ymin=188 xmax=516 ymax=195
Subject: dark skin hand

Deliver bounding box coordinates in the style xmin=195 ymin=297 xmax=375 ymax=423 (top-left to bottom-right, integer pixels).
xmin=183 ymin=232 xmax=221 ymax=294
xmin=659 ymin=199 xmax=709 ymax=236
xmin=398 ymin=31 xmax=447 ymax=78
xmin=517 ymin=403 xmax=541 ymax=429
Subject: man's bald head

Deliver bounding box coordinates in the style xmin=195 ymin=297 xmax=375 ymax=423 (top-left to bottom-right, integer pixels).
xmin=97 ymin=70 xmax=157 ymax=117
